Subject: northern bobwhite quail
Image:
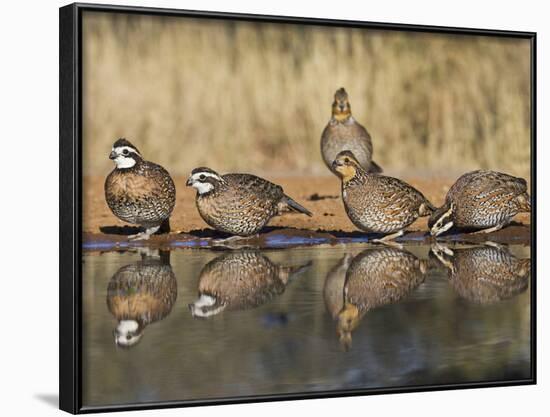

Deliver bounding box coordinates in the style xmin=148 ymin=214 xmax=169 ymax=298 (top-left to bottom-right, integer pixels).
xmin=104 ymin=138 xmax=176 ymax=240
xmin=321 ymin=87 xmax=382 ymax=175
xmin=106 ymin=250 xmax=177 ymax=348
xmin=326 ymin=248 xmax=427 ymax=349
xmin=186 ymin=167 xmax=312 ymax=237
xmin=429 ymin=170 xmax=531 ymax=236
xmin=332 ymin=150 xmax=435 ymax=242
xmin=430 ymin=242 xmax=530 ymax=304
xmin=189 ymin=251 xmax=310 ymax=318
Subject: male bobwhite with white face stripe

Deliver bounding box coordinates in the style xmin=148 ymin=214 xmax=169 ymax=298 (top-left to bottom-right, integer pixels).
xmin=189 ymin=251 xmax=310 ymax=318
xmin=104 ymin=138 xmax=176 ymax=240
xmin=107 ymin=250 xmax=177 ymax=348
xmin=429 ymin=170 xmax=531 ymax=237
xmin=332 ymin=150 xmax=434 ymax=243
xmin=321 ymin=87 xmax=382 ymax=175
xmin=186 ymin=167 xmax=312 ymax=237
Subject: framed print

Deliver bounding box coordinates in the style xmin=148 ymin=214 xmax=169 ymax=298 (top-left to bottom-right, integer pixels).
xmin=59 ymin=2 xmax=536 ymax=413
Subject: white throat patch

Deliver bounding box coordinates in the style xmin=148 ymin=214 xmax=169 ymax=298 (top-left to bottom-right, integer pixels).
xmin=116 ymin=319 xmax=139 ymax=334
xmin=189 ymin=294 xmax=225 ymax=318
xmin=193 ymin=182 xmax=214 ymax=195
xmin=114 ymin=156 xmax=136 ymax=169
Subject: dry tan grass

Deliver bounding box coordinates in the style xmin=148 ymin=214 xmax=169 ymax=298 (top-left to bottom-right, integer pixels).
xmin=82 ymin=12 xmax=531 ymax=178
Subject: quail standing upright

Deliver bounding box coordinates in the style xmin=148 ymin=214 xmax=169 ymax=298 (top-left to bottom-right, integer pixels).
xmin=186 ymin=167 xmax=312 ymax=237
xmin=105 ymin=138 xmax=176 ymax=240
xmin=321 ymin=87 xmax=382 ymax=175
xmin=332 ymin=150 xmax=434 ymax=242
xmin=429 ymin=170 xmax=531 ymax=236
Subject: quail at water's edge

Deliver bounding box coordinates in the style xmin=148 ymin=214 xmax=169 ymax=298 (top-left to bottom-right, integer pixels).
xmin=332 ymin=150 xmax=434 ymax=243
xmin=430 ymin=242 xmax=530 ymax=303
xmin=324 ymin=248 xmax=427 ymax=350
xmin=105 ymin=138 xmax=176 ymax=240
xmin=429 ymin=170 xmax=531 ymax=236
xmin=321 ymin=87 xmax=382 ymax=175
xmin=186 ymin=167 xmax=312 ymax=237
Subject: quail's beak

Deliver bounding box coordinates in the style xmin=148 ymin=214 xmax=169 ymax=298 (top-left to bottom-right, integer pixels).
xmin=109 ymin=151 xmax=117 ymax=160
xmin=339 ymin=104 xmax=345 ymax=112
xmin=332 ymin=159 xmax=343 ymax=170
xmin=185 ymin=176 xmax=193 ymax=186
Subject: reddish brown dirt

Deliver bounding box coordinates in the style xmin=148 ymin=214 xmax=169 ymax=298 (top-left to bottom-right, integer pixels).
xmin=83 ymin=175 xmax=531 ymax=249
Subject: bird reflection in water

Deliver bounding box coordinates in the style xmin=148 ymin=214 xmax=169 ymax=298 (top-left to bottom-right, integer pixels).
xmin=430 ymin=242 xmax=530 ymax=304
xmin=189 ymin=251 xmax=311 ymax=318
xmin=324 ymin=248 xmax=428 ymax=350
xmin=106 ymin=249 xmax=177 ymax=348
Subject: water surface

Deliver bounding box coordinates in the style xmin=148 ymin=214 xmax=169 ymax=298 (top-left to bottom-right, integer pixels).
xmin=82 ymin=243 xmax=531 ymax=408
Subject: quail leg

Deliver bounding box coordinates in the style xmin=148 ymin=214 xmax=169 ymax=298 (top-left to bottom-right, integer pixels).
xmin=482 ymin=240 xmax=508 ymax=250
xmin=136 ymin=246 xmax=159 ymax=258
xmin=212 ymin=234 xmax=259 ymax=249
xmin=129 ymin=225 xmax=160 ymax=241
xmin=212 ymin=235 xmax=250 ymax=244
xmin=373 ymin=230 xmax=404 ymax=248
xmin=471 ymin=223 xmax=506 ymax=235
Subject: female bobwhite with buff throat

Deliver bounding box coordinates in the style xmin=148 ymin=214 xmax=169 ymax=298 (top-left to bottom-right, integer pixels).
xmin=105 ymin=138 xmax=176 ymax=240
xmin=332 ymin=150 xmax=434 ymax=243
xmin=429 ymin=170 xmax=531 ymax=236
xmin=321 ymin=87 xmax=382 ymax=175
xmin=186 ymin=167 xmax=312 ymax=237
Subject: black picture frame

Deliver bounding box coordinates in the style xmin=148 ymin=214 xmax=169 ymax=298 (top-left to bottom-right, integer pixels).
xmin=59 ymin=2 xmax=537 ymax=414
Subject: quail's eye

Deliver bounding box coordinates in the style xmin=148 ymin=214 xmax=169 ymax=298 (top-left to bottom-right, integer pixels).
xmin=122 ymin=149 xmax=129 ymax=156
xmin=199 ymin=174 xmax=206 ymax=180
xmin=344 ymin=158 xmax=350 ymax=163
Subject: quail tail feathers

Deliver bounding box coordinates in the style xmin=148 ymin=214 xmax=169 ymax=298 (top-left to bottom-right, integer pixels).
xmin=368 ymin=160 xmax=383 ymax=174
xmin=283 ymin=196 xmax=313 ymax=217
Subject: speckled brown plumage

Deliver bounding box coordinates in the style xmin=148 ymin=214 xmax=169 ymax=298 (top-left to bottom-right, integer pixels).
xmin=329 ymin=248 xmax=427 ymax=348
xmin=429 ymin=170 xmax=531 ymax=235
xmin=187 ymin=168 xmax=312 ymax=236
xmin=430 ymin=243 xmax=530 ymax=304
xmin=189 ymin=251 xmax=309 ymax=317
xmin=105 ymin=138 xmax=176 ymax=237
xmin=344 ymin=247 xmax=427 ymax=312
xmin=333 ymin=151 xmax=434 ymax=237
xmin=321 ymin=88 xmax=382 ymax=175
xmin=323 ymin=253 xmax=353 ymax=321
xmin=106 ymin=251 xmax=177 ymax=347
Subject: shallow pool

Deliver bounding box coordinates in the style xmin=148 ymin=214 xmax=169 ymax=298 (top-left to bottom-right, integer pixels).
xmin=81 ymin=243 xmax=531 ymax=408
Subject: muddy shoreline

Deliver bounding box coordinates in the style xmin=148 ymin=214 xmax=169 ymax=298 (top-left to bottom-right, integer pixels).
xmin=83 ymin=224 xmax=531 ymax=252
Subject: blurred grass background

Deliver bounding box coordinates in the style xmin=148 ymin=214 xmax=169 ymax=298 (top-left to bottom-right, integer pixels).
xmin=82 ymin=11 xmax=531 ymax=178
